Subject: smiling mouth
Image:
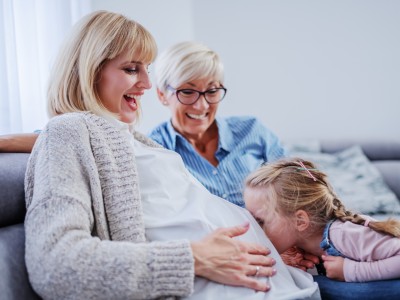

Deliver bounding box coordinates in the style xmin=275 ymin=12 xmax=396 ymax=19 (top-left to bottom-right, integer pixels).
xmin=187 ymin=113 xmax=207 ymax=120
xmin=124 ymin=94 xmax=139 ymax=110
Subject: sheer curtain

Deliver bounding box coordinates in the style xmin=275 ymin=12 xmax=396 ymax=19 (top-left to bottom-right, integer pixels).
xmin=0 ymin=0 xmax=92 ymax=134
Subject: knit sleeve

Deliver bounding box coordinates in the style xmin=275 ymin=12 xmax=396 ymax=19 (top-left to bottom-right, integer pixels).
xmin=24 ymin=114 xmax=194 ymax=299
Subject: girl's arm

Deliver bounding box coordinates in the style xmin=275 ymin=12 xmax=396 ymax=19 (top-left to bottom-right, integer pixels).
xmin=343 ymin=255 xmax=400 ymax=282
xmin=328 ymin=220 xmax=400 ymax=282
xmin=323 ymin=253 xmax=400 ymax=282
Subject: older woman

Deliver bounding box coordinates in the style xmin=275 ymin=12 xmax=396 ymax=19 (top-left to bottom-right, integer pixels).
xmin=150 ymin=41 xmax=285 ymax=207
xmin=23 ymin=10 xmax=319 ymax=300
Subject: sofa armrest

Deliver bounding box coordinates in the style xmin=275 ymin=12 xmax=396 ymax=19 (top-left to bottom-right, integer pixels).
xmin=0 ymin=224 xmax=41 ymax=299
xmin=0 ymin=153 xmax=30 ymax=227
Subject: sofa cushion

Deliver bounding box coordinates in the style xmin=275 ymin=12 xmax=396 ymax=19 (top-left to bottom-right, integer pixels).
xmin=287 ymin=146 xmax=400 ymax=215
xmin=0 ymin=224 xmax=41 ymax=299
xmin=0 ymin=153 xmax=30 ymax=227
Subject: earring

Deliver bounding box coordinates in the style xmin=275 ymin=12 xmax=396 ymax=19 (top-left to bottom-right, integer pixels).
xmin=163 ymin=101 xmax=168 ymax=105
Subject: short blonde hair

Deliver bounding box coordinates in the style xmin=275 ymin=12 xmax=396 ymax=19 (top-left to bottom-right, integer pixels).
xmin=154 ymin=41 xmax=224 ymax=93
xmin=47 ymin=10 xmax=157 ymax=118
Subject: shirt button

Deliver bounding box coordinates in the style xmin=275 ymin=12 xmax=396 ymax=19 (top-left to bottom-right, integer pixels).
xmin=212 ymin=170 xmax=218 ymax=175
xmin=222 ymin=193 xmax=228 ymax=198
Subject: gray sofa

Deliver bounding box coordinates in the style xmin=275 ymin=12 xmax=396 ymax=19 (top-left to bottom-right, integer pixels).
xmin=0 ymin=153 xmax=40 ymax=299
xmin=1 ymin=140 xmax=399 ymax=299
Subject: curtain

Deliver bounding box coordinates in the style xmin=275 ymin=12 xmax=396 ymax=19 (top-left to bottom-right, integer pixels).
xmin=0 ymin=0 xmax=92 ymax=134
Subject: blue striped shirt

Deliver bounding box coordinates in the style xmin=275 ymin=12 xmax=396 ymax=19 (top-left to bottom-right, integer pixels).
xmin=148 ymin=116 xmax=285 ymax=207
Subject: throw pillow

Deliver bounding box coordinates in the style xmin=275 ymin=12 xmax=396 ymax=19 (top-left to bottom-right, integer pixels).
xmin=287 ymin=145 xmax=400 ymax=215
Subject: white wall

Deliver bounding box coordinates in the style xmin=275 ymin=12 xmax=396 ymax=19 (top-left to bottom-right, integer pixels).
xmin=93 ymin=0 xmax=400 ymax=140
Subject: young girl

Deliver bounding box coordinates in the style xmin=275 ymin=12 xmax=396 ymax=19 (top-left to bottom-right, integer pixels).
xmin=244 ymin=157 xmax=400 ymax=282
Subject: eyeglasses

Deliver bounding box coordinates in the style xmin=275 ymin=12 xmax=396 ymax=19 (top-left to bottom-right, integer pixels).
xmin=167 ymin=85 xmax=227 ymax=105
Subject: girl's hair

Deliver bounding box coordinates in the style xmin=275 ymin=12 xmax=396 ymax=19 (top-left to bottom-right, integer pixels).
xmin=47 ymin=10 xmax=157 ymax=120
xmin=154 ymin=41 xmax=224 ymax=94
xmin=245 ymin=157 xmax=400 ymax=237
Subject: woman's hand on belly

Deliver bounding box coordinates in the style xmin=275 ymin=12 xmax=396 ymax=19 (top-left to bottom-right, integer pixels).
xmin=191 ymin=222 xmax=277 ymax=292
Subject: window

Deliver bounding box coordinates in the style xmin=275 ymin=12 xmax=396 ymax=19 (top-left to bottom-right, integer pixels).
xmin=0 ymin=0 xmax=91 ymax=134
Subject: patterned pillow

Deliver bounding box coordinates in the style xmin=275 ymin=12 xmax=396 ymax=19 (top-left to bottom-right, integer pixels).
xmin=287 ymin=145 xmax=400 ymax=215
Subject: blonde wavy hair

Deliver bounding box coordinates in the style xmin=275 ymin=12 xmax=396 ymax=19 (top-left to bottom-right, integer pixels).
xmin=154 ymin=41 xmax=224 ymax=94
xmin=245 ymin=158 xmax=400 ymax=237
xmin=47 ymin=10 xmax=157 ymax=120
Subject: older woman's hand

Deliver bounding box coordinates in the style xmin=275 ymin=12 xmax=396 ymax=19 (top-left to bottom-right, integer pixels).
xmin=0 ymin=133 xmax=38 ymax=153
xmin=191 ymin=222 xmax=276 ymax=292
xmin=280 ymin=246 xmax=319 ymax=271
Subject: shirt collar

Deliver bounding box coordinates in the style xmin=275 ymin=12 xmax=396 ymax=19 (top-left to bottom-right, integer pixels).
xmin=215 ymin=117 xmax=234 ymax=152
xmin=166 ymin=117 xmax=234 ymax=153
xmin=166 ymin=120 xmax=178 ymax=149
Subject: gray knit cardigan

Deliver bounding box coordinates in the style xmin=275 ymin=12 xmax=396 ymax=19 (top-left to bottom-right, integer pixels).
xmin=24 ymin=112 xmax=194 ymax=299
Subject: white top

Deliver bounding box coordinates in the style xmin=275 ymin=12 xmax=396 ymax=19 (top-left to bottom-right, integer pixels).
xmin=109 ymin=117 xmax=320 ymax=300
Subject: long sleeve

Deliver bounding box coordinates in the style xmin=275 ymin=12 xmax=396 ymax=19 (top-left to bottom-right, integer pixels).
xmin=24 ymin=113 xmax=194 ymax=299
xmin=329 ymin=220 xmax=400 ymax=282
xmin=344 ymin=256 xmax=400 ymax=282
